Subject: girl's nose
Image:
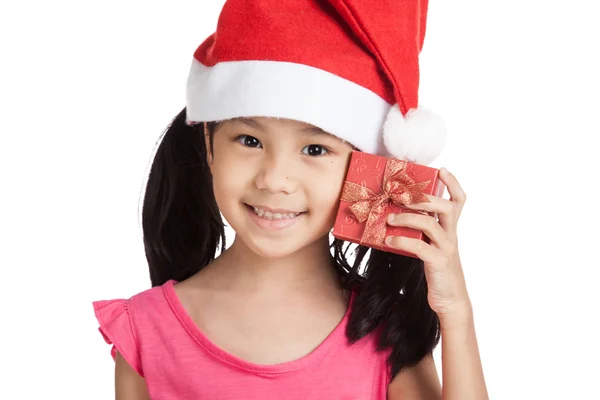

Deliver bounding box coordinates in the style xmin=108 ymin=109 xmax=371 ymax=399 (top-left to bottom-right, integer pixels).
xmin=254 ymin=154 xmax=298 ymax=194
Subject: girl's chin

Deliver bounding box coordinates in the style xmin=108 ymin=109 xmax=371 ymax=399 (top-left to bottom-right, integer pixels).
xmin=242 ymin=239 xmax=307 ymax=259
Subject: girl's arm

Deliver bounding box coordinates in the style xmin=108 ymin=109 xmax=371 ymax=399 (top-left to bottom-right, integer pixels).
xmin=385 ymin=169 xmax=488 ymax=399
xmin=115 ymin=351 xmax=151 ymax=400
xmin=387 ymin=303 xmax=488 ymax=400
xmin=439 ymin=304 xmax=488 ymax=399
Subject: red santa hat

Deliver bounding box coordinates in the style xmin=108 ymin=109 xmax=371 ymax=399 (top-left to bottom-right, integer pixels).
xmin=186 ymin=0 xmax=446 ymax=165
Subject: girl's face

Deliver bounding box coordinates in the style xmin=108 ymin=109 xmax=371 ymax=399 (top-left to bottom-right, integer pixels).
xmin=206 ymin=117 xmax=354 ymax=259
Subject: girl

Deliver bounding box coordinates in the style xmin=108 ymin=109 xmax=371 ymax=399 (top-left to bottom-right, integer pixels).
xmin=93 ymin=1 xmax=488 ymax=399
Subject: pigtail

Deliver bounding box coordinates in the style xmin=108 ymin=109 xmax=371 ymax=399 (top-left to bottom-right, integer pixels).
xmin=141 ymin=107 xmax=225 ymax=286
xmin=334 ymin=240 xmax=441 ymax=379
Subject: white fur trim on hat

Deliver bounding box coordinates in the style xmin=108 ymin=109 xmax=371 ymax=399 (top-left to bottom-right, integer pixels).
xmin=382 ymin=105 xmax=447 ymax=165
xmin=186 ymin=58 xmax=391 ymax=155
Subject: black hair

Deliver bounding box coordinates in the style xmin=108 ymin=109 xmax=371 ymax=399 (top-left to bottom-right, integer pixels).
xmin=141 ymin=107 xmax=440 ymax=379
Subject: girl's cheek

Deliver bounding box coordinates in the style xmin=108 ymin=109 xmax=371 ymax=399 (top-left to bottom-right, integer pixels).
xmin=312 ymin=173 xmax=344 ymax=200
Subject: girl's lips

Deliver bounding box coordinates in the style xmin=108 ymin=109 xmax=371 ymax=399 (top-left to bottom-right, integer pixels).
xmin=244 ymin=204 xmax=305 ymax=231
xmin=246 ymin=203 xmax=305 ymax=214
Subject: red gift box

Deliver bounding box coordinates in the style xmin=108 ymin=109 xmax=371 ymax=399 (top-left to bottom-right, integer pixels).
xmin=332 ymin=150 xmax=446 ymax=259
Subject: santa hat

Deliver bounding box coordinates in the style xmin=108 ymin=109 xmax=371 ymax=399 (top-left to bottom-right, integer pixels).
xmin=186 ymin=0 xmax=446 ymax=165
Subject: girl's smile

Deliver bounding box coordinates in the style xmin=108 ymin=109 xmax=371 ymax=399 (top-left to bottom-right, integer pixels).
xmin=244 ymin=203 xmax=306 ymax=231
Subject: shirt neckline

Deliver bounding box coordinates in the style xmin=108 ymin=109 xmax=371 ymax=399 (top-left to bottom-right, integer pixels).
xmin=162 ymin=278 xmax=356 ymax=375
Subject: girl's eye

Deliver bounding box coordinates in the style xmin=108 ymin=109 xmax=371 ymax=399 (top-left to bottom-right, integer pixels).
xmin=236 ymin=134 xmax=262 ymax=148
xmin=235 ymin=135 xmax=329 ymax=156
xmin=301 ymin=144 xmax=329 ymax=157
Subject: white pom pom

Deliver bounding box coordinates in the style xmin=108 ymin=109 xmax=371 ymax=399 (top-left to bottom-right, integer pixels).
xmin=382 ymin=105 xmax=447 ymax=165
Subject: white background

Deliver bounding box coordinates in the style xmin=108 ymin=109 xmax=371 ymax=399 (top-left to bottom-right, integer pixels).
xmin=1 ymin=0 xmax=598 ymax=398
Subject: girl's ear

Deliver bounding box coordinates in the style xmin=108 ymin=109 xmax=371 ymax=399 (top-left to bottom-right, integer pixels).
xmin=203 ymin=122 xmax=214 ymax=168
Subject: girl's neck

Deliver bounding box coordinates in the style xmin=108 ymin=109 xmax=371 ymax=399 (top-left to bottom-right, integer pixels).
xmin=201 ymin=234 xmax=342 ymax=298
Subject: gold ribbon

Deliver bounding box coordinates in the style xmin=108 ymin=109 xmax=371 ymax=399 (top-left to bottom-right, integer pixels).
xmin=340 ymin=159 xmax=432 ymax=248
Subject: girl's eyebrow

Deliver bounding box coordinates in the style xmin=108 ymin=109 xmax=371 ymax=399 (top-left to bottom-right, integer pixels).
xmin=231 ymin=117 xmax=263 ymax=130
xmin=230 ymin=117 xmax=334 ymax=138
xmin=298 ymin=126 xmax=332 ymax=137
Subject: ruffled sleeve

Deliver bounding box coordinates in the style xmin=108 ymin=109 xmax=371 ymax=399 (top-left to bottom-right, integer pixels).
xmin=92 ymin=299 xmax=144 ymax=377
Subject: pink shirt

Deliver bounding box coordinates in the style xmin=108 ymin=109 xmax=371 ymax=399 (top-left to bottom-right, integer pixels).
xmin=93 ymin=279 xmax=392 ymax=399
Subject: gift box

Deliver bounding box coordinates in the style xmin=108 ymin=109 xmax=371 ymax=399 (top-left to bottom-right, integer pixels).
xmin=332 ymin=150 xmax=446 ymax=259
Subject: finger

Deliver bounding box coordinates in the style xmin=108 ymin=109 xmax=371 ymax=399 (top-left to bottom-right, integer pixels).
xmin=401 ymin=195 xmax=457 ymax=235
xmin=387 ymin=212 xmax=453 ymax=250
xmin=439 ymin=168 xmax=466 ymax=210
xmin=402 ymin=193 xmax=453 ymax=215
xmin=385 ymin=235 xmax=443 ymax=265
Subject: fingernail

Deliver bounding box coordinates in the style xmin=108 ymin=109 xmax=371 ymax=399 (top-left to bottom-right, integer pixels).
xmin=385 ymin=236 xmax=392 ymax=245
xmin=387 ymin=213 xmax=395 ymax=223
xmin=440 ymin=167 xmax=448 ymax=174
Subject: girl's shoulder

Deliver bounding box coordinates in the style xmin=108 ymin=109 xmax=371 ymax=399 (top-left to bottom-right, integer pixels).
xmin=91 ymin=280 xmax=177 ymax=377
xmin=93 ymin=280 xmax=172 ymax=321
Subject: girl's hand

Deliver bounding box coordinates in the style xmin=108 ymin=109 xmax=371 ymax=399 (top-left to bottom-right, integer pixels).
xmin=385 ymin=168 xmax=471 ymax=321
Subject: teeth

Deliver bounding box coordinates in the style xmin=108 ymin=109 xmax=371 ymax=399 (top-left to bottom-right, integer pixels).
xmin=252 ymin=207 xmax=300 ymax=220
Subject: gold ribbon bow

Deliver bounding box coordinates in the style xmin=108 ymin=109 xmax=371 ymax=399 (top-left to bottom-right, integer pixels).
xmin=340 ymin=159 xmax=431 ymax=248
